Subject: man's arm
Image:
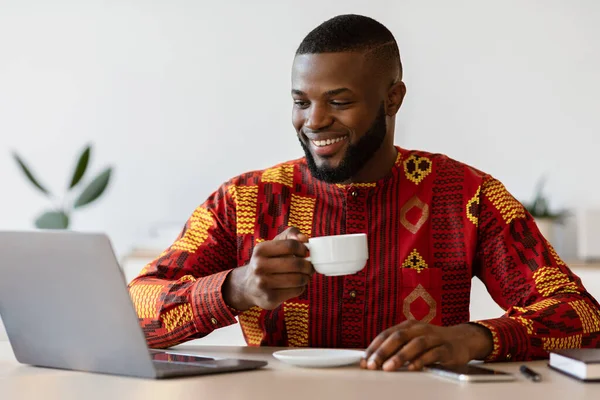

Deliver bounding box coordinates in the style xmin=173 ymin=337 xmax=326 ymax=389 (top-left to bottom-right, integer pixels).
xmin=471 ymin=177 xmax=600 ymax=361
xmin=127 ymin=183 xmax=239 ymax=349
xmin=362 ymin=176 xmax=600 ymax=372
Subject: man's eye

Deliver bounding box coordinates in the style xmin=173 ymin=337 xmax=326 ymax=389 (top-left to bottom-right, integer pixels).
xmin=294 ymin=101 xmax=309 ymax=108
xmin=331 ymin=101 xmax=353 ymax=107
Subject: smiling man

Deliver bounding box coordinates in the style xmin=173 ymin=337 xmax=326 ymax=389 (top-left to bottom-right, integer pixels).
xmin=129 ymin=14 xmax=600 ymax=371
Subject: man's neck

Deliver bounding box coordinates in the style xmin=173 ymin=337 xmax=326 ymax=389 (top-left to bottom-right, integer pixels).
xmin=344 ymin=144 xmax=398 ymax=184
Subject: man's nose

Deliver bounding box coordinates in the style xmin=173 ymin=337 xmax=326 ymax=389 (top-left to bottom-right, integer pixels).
xmin=304 ymin=104 xmax=332 ymax=131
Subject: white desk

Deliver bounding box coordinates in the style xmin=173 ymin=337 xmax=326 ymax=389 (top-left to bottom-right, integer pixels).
xmin=1 ymin=342 xmax=599 ymax=400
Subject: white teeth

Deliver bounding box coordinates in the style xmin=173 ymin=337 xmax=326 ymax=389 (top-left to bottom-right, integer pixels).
xmin=312 ymin=136 xmax=346 ymax=147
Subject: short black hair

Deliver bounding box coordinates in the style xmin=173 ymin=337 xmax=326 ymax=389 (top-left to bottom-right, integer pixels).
xmin=296 ymin=14 xmax=402 ymax=81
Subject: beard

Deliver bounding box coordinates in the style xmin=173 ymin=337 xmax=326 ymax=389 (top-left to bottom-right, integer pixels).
xmin=299 ymin=103 xmax=387 ymax=184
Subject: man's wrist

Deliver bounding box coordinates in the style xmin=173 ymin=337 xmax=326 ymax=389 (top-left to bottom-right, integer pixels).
xmin=459 ymin=322 xmax=494 ymax=361
xmin=222 ymin=267 xmax=252 ymax=311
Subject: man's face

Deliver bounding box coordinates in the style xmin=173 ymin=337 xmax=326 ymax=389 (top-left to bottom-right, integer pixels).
xmin=291 ymin=53 xmax=388 ymax=183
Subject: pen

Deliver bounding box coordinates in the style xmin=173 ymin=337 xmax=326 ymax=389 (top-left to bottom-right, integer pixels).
xmin=520 ymin=365 xmax=542 ymax=382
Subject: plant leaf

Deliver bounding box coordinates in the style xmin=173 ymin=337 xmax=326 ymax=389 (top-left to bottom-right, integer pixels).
xmin=35 ymin=210 xmax=69 ymax=229
xmin=73 ymin=168 xmax=112 ymax=209
xmin=12 ymin=152 xmax=51 ymax=196
xmin=69 ymin=145 xmax=91 ymax=189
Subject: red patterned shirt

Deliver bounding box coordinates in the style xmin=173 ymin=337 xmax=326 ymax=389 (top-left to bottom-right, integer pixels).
xmin=129 ymin=147 xmax=600 ymax=361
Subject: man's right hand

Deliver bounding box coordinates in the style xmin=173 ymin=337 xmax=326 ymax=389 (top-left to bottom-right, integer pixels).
xmin=222 ymin=227 xmax=313 ymax=311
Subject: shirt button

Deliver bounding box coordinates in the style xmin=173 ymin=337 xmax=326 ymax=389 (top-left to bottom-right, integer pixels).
xmin=210 ymin=317 xmax=218 ymax=325
xmin=349 ymin=290 xmax=357 ymax=298
xmin=506 ymin=353 xmax=511 ymax=360
xmin=351 ymin=190 xmax=358 ymax=197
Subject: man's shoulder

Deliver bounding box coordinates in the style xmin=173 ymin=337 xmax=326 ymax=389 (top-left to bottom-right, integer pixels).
xmin=225 ymin=157 xmax=307 ymax=187
xmin=399 ymin=147 xmax=490 ymax=184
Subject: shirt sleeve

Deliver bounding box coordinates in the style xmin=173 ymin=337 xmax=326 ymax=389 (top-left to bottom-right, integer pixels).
xmin=127 ymin=181 xmax=240 ymax=348
xmin=470 ymin=177 xmax=600 ymax=361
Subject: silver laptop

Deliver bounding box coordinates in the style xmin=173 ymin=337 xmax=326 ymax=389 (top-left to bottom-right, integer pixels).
xmin=0 ymin=230 xmax=267 ymax=379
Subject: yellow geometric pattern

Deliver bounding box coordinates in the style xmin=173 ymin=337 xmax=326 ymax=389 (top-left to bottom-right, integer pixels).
xmin=482 ymin=179 xmax=526 ymax=225
xmin=161 ymin=303 xmax=194 ymax=333
xmin=239 ymin=306 xmax=263 ymax=345
xmin=521 ymin=298 xmax=561 ymax=312
xmin=466 ymin=186 xmax=481 ymax=226
xmin=403 ymin=154 xmax=432 ymax=185
xmin=533 ymin=266 xmax=580 ymax=297
xmin=395 ymin=150 xmax=402 ymax=166
xmin=130 ymin=284 xmax=163 ymax=319
xmin=569 ymin=300 xmax=600 ymax=334
xmin=335 ymin=182 xmax=377 ymax=189
xmin=402 ymin=249 xmax=429 ymax=273
xmin=171 ymin=207 xmax=213 ymax=253
xmin=403 ymin=284 xmax=437 ymax=323
xmin=229 ymin=185 xmax=259 ymax=235
xmin=547 ymin=241 xmax=566 ymax=266
xmin=261 ymin=164 xmax=295 ymax=188
xmin=139 ymin=263 xmax=151 ymax=276
xmin=288 ymin=194 xmax=315 ymax=237
xmin=542 ymin=335 xmax=582 ymax=351
xmin=284 ymin=301 xmax=309 ymax=347
xmin=509 ymin=315 xmax=534 ymax=334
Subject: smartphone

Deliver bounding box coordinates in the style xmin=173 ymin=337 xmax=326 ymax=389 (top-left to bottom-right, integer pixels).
xmin=425 ymin=364 xmax=516 ymax=382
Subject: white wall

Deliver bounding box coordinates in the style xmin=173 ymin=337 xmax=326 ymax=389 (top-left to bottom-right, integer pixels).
xmin=0 ymin=0 xmax=599 ymax=260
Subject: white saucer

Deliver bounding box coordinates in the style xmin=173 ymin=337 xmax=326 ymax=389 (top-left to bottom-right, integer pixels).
xmin=272 ymin=349 xmax=365 ymax=368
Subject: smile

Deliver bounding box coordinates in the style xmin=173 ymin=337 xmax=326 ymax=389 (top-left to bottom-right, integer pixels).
xmin=311 ymin=136 xmax=348 ymax=147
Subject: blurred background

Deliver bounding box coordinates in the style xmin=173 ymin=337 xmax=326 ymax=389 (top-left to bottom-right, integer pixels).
xmin=1 ymin=1 xmax=599 ymax=340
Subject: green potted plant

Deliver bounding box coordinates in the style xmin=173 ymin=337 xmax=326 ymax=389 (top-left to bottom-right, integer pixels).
xmin=12 ymin=144 xmax=113 ymax=229
xmin=523 ymin=176 xmax=569 ymax=245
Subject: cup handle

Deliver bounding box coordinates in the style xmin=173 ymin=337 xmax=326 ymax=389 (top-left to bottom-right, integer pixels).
xmin=304 ymin=243 xmax=311 ymax=262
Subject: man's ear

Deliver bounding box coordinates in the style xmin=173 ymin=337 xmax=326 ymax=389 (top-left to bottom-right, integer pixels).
xmin=385 ymin=81 xmax=406 ymax=116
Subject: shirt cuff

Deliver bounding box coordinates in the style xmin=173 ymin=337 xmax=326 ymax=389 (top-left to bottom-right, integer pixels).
xmin=470 ymin=317 xmax=530 ymax=362
xmin=190 ymin=269 xmax=239 ymax=333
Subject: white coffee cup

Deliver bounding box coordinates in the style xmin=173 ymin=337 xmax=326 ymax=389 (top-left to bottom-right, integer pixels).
xmin=304 ymin=233 xmax=368 ymax=276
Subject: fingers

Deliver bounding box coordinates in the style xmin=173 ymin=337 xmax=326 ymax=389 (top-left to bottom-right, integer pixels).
xmin=249 ymin=256 xmax=313 ymax=309
xmin=253 ymin=255 xmax=313 ymax=276
xmin=402 ymin=345 xmax=451 ymax=371
xmin=254 ymin=239 xmax=308 ymax=258
xmin=362 ymin=320 xmax=419 ymax=368
xmin=255 ymin=272 xmax=310 ymax=290
xmin=365 ymin=329 xmax=411 ymax=370
xmin=362 ymin=321 xmax=453 ymax=372
xmin=274 ymin=227 xmax=308 ymax=243
xmin=242 ymin=229 xmax=314 ymax=310
xmin=381 ymin=335 xmax=444 ymax=371
xmin=362 ymin=328 xmax=395 ymax=368
xmin=360 ymin=321 xmax=471 ymax=372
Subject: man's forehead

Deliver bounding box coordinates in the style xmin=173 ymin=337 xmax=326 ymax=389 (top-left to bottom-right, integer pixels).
xmin=291 ymin=52 xmax=370 ymax=91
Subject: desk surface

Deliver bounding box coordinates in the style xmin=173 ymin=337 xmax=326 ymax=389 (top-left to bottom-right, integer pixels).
xmin=1 ymin=342 xmax=599 ymax=400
